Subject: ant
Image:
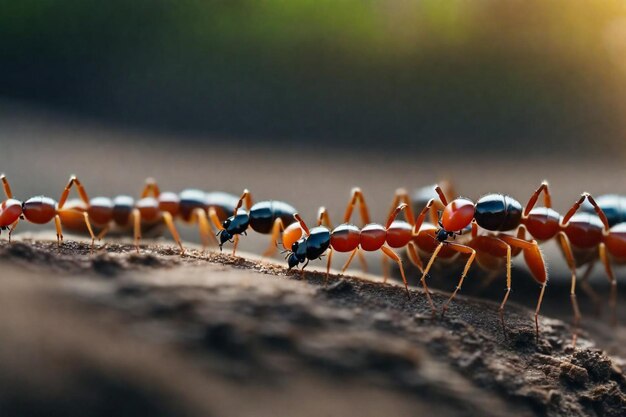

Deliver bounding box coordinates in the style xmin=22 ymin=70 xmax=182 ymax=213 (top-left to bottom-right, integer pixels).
xmin=421 ymin=182 xmax=618 ymax=346
xmin=562 ymin=193 xmax=626 ymax=331
xmin=0 ymin=174 xmax=96 ymax=246
xmin=214 ymin=189 xmax=299 ymax=256
xmin=419 ymin=185 xmax=549 ymax=342
xmin=58 ymin=177 xmax=242 ymax=255
xmin=281 ymin=188 xmax=445 ymax=310
xmin=276 ymin=188 xmax=435 ymax=283
xmin=284 ymin=203 xmax=432 ymax=301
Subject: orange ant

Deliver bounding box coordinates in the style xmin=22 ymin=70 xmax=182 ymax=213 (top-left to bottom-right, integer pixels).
xmin=280 ymin=188 xmax=443 ymax=310
xmin=57 ymin=177 xmax=243 ymax=255
xmin=419 ymin=185 xmax=549 ymax=342
xmin=0 ymin=174 xmax=96 ymax=246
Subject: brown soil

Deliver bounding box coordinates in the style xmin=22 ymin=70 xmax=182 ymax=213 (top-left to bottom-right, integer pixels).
xmin=1 ymin=236 xmax=625 ymax=417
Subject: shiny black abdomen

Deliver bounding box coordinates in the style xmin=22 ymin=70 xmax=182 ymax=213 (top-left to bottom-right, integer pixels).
xmin=474 ymin=194 xmax=522 ymax=231
xmin=581 ymin=194 xmax=626 ymax=227
xmin=305 ymin=227 xmax=331 ymax=259
xmin=249 ymin=201 xmax=297 ymax=234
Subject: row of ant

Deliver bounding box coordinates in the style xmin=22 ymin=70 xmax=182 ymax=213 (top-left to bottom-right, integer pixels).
xmin=1 ymin=174 xmax=625 ymax=347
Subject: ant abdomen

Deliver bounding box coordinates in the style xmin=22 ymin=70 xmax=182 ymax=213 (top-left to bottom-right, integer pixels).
xmin=249 ymin=201 xmax=297 ymax=233
xmin=329 ymin=223 xmax=360 ymax=252
xmin=523 ymin=207 xmax=560 ymax=241
xmin=22 ymin=196 xmax=57 ymax=224
xmin=474 ymin=194 xmax=522 ymax=231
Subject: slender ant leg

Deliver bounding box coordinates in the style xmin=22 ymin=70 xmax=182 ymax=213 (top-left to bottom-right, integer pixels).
xmin=140 ymin=177 xmax=161 ymax=198
xmin=1 ymin=174 xmax=13 ymax=199
xmin=498 ymin=234 xmax=547 ymax=343
xmin=440 ymin=243 xmax=477 ymax=316
xmin=263 ymin=218 xmax=285 ymax=257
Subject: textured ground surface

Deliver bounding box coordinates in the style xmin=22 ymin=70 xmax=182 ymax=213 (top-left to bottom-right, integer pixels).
xmin=1 ymin=237 xmax=625 ymax=417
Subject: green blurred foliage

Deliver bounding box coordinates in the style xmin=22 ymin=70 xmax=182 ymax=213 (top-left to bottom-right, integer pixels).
xmin=1 ymin=0 xmax=626 ymax=154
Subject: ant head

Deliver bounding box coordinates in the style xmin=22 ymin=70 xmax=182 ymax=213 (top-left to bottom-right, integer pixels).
xmin=287 ymin=253 xmax=300 ymax=269
xmin=218 ymin=229 xmax=232 ymax=247
xmin=435 ymin=228 xmax=450 ymax=242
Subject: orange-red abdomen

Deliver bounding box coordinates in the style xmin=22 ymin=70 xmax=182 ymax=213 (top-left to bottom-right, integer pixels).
xmin=22 ymin=196 xmax=56 ymax=224
xmin=158 ymin=192 xmax=180 ymax=216
xmin=386 ymin=220 xmax=412 ymax=248
xmin=523 ymin=207 xmax=561 ymax=241
xmin=136 ymin=197 xmax=160 ymax=223
xmin=330 ymin=223 xmax=360 ymax=252
xmin=605 ymin=223 xmax=626 ymax=259
xmin=360 ymin=223 xmax=386 ymax=251
xmin=282 ymin=222 xmax=304 ymax=250
xmin=441 ymin=198 xmax=475 ymax=232
xmin=563 ymin=213 xmax=604 ymax=249
xmin=0 ymin=199 xmax=23 ymax=227
xmin=88 ymin=197 xmax=114 ymax=226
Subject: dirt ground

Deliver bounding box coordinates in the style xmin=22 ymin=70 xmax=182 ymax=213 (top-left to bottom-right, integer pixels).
xmin=1 ymin=236 xmax=625 ymax=417
xmin=2 ymin=104 xmax=626 ymax=416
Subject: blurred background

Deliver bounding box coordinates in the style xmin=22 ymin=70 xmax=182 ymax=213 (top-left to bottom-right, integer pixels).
xmin=2 ymin=0 xmax=626 ymax=279
xmin=2 ymin=0 xmax=626 ymax=154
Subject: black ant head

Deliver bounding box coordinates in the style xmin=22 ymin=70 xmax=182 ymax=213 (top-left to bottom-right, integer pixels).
xmin=218 ymin=229 xmax=232 ymax=247
xmin=287 ymin=253 xmax=300 ymax=269
xmin=435 ymin=228 xmax=449 ymax=242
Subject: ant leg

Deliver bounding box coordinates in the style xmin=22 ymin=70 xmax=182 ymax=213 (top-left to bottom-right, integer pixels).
xmin=406 ymin=241 xmax=424 ymax=273
xmin=325 ymin=248 xmax=333 ymax=285
xmin=434 ymin=185 xmax=449 ymax=206
xmin=523 ymin=180 xmax=552 ymax=216
xmin=96 ymin=225 xmax=110 ymax=241
xmin=599 ymin=243 xmax=617 ymax=327
xmin=562 ymin=193 xmax=610 ymax=231
xmin=132 ymin=208 xmax=141 ymax=253
xmin=420 ymin=242 xmax=444 ymax=315
xmin=54 ymin=214 xmax=63 ymax=246
xmin=343 ymin=187 xmax=371 ymax=225
xmin=208 ymin=207 xmax=225 ymax=231
xmin=8 ymin=219 xmax=19 ymax=242
xmin=162 ymin=211 xmax=184 ymax=255
xmin=193 ymin=208 xmax=218 ymax=250
xmin=58 ymin=176 xmax=90 ymax=209
xmin=233 ymin=189 xmax=253 ymax=216
xmin=140 ymin=177 xmax=161 ymax=198
xmin=555 ymin=231 xmax=581 ymax=347
xmin=382 ymin=202 xmax=407 ymax=281
xmin=499 ymin=234 xmax=547 ymax=343
xmin=412 ymin=199 xmax=435 ymax=235
xmin=232 ymin=235 xmax=239 ymax=256
xmin=293 ymin=213 xmax=311 ymax=236
xmin=317 ymin=207 xmax=333 ymax=228
xmin=440 ymin=242 xmax=477 ymax=317
xmin=578 ymin=263 xmax=602 ymax=316
xmin=262 ymin=218 xmax=285 ymax=257
xmin=81 ymin=212 xmax=96 ymax=249
xmin=387 ymin=188 xmax=416 ymax=226
xmin=1 ymin=174 xmax=13 ymax=198
xmin=380 ymin=245 xmax=411 ymax=299
xmin=385 ymin=203 xmax=408 ymax=230
xmin=340 ymin=248 xmax=360 ymax=274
